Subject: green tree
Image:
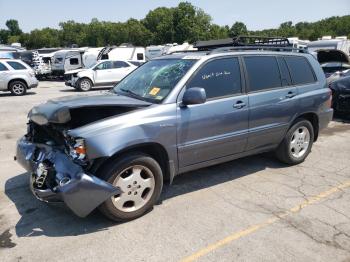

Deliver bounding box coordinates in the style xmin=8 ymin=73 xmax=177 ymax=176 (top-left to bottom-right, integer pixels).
xmin=143 ymin=7 xmax=175 ymax=44
xmin=6 ymin=19 xmax=22 ymax=36
xmin=229 ymin=22 xmax=248 ymax=37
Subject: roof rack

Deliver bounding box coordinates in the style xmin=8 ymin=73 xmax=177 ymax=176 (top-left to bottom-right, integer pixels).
xmin=193 ymin=36 xmax=308 ymax=54
xmin=210 ymin=45 xmax=308 ymax=54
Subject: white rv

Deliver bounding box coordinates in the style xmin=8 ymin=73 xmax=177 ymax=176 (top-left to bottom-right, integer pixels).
xmin=145 ymin=42 xmax=196 ymax=60
xmin=82 ymin=47 xmax=104 ymax=68
xmin=51 ymin=49 xmax=84 ymax=76
xmin=102 ymin=45 xmax=145 ymax=63
xmin=307 ymin=37 xmax=350 ymax=55
xmin=287 ymin=37 xmax=310 ymax=50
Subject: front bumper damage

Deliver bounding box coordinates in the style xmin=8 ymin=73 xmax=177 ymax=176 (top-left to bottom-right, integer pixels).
xmin=16 ymin=137 xmax=121 ymax=217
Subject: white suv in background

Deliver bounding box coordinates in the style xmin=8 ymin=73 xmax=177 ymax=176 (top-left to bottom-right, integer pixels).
xmin=64 ymin=60 xmax=137 ymax=91
xmin=0 ymin=59 xmax=39 ymax=96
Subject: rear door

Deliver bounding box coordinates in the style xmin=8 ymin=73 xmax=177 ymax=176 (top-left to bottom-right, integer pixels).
xmin=244 ymin=55 xmax=298 ymax=151
xmin=110 ymin=61 xmax=134 ymax=82
xmin=0 ymin=62 xmax=9 ymax=90
xmin=177 ymin=56 xmax=249 ymax=167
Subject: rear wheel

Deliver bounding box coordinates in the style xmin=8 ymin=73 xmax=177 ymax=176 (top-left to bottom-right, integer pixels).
xmin=9 ymin=81 xmax=27 ymax=96
xmin=98 ymin=153 xmax=163 ymax=221
xmin=275 ymin=119 xmax=314 ymax=165
xmin=77 ymin=78 xmax=92 ymax=91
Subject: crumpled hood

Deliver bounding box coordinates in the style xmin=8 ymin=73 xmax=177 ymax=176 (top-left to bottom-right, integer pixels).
xmin=28 ymin=92 xmax=151 ymax=125
xmin=316 ymin=49 xmax=350 ymax=64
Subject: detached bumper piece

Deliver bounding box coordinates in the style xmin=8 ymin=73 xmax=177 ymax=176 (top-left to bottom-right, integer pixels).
xmin=16 ymin=137 xmax=121 ymax=217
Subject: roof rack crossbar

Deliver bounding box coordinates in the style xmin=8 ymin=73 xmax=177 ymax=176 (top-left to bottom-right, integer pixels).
xmin=210 ymin=45 xmax=308 ymax=54
xmin=194 ymin=36 xmax=292 ymax=50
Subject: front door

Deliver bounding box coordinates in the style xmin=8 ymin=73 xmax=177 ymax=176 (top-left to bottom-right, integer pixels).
xmin=177 ymin=57 xmax=249 ymax=167
xmin=94 ymin=61 xmax=113 ymax=84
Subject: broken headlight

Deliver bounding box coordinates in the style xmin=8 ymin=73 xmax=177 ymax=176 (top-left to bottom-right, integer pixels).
xmin=68 ymin=138 xmax=87 ymax=162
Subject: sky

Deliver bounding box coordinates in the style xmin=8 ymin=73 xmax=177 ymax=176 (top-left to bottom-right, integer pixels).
xmin=0 ymin=0 xmax=349 ymax=32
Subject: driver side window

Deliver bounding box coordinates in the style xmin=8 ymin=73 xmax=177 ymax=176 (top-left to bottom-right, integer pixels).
xmin=95 ymin=61 xmax=112 ymax=70
xmin=187 ymin=57 xmax=242 ymax=100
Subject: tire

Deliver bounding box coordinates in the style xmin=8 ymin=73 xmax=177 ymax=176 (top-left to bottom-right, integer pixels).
xmin=77 ymin=78 xmax=93 ymax=92
xmin=275 ymin=119 xmax=314 ymax=165
xmin=98 ymin=153 xmax=163 ymax=221
xmin=9 ymin=81 xmax=27 ymax=96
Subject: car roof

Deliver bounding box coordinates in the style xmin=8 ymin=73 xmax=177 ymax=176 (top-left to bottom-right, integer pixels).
xmin=0 ymin=58 xmax=25 ymax=63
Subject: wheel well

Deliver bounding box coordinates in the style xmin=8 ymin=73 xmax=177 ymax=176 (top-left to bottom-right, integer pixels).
xmin=296 ymin=113 xmax=319 ymax=141
xmin=8 ymin=79 xmax=28 ymax=90
xmin=78 ymin=77 xmax=93 ymax=84
xmin=96 ymin=143 xmax=171 ymax=182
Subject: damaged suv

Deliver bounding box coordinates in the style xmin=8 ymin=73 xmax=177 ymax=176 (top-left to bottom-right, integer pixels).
xmin=16 ymin=41 xmax=333 ymax=221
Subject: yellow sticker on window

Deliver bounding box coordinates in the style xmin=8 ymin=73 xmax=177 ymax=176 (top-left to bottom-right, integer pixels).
xmin=149 ymin=87 xmax=160 ymax=96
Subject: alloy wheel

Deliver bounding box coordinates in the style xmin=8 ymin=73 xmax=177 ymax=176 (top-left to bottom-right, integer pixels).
xmin=111 ymin=165 xmax=155 ymax=212
xmin=290 ymin=126 xmax=310 ymax=158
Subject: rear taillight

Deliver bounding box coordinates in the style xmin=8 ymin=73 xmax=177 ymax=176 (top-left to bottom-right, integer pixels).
xmin=326 ymin=87 xmax=333 ymax=108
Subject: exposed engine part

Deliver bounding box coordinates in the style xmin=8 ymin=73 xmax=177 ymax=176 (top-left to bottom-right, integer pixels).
xmin=35 ymin=162 xmax=48 ymax=188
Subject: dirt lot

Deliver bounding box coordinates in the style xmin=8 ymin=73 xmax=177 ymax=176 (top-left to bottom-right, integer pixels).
xmin=0 ymin=81 xmax=350 ymax=262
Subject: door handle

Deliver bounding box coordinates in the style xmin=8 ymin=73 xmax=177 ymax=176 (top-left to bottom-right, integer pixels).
xmin=285 ymin=91 xmax=296 ymax=98
xmin=233 ymin=101 xmax=246 ymax=109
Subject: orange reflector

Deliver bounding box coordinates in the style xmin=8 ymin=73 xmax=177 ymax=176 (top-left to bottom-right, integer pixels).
xmin=75 ymin=146 xmax=86 ymax=154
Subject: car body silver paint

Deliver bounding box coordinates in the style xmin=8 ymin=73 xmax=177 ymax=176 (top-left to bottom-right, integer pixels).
xmin=16 ymin=50 xmax=334 ymax=217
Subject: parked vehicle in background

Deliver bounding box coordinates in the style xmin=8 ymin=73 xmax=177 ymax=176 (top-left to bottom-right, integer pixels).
xmin=312 ymin=49 xmax=350 ymax=77
xmin=288 ymin=37 xmax=309 ymax=50
xmin=82 ymin=47 xmax=104 ymax=68
xmin=145 ymin=42 xmax=196 ymax=60
xmin=328 ymin=70 xmax=350 ymax=114
xmin=98 ymin=45 xmax=145 ymax=63
xmin=0 ymin=44 xmax=25 ymax=59
xmin=16 ymin=37 xmax=333 ymax=221
xmin=64 ymin=59 xmax=137 ymax=91
xmin=307 ymin=37 xmax=350 ymax=56
xmin=52 ymin=49 xmax=84 ymax=76
xmin=0 ymin=59 xmax=38 ymax=95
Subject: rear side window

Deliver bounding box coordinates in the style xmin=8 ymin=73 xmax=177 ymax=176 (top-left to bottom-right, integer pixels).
xmin=7 ymin=61 xmax=27 ymax=70
xmin=0 ymin=63 xmax=8 ymax=71
xmin=244 ymin=56 xmax=281 ymax=92
xmin=187 ymin=57 xmax=242 ymax=99
xmin=137 ymin=53 xmax=144 ymax=60
xmin=284 ymin=56 xmax=316 ymax=85
xmin=277 ymin=57 xmax=292 ymax=86
xmin=70 ymin=58 xmax=79 ymax=65
xmin=113 ymin=61 xmax=130 ymax=68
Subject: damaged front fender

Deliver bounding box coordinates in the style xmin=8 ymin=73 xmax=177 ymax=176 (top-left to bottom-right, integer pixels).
xmin=16 ymin=137 xmax=121 ymax=217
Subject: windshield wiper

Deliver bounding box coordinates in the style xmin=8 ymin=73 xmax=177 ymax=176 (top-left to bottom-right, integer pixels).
xmin=118 ymin=88 xmax=145 ymax=101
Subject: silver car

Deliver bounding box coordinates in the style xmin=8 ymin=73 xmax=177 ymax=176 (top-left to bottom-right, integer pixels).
xmin=0 ymin=59 xmax=39 ymax=96
xmin=16 ymin=46 xmax=333 ymax=221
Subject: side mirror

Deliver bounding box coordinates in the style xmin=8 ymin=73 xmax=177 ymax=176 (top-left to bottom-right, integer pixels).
xmin=182 ymin=87 xmax=206 ymax=106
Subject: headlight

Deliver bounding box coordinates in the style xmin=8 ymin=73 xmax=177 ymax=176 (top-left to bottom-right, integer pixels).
xmin=29 ymin=70 xmax=35 ymax=77
xmin=69 ymin=138 xmax=87 ymax=161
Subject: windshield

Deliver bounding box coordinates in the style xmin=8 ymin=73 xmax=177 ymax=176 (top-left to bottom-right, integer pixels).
xmin=113 ymin=59 xmax=196 ymax=102
xmin=88 ymin=62 xmax=98 ymax=69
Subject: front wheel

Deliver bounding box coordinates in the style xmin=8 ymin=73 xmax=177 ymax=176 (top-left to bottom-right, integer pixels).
xmin=77 ymin=78 xmax=93 ymax=91
xmin=98 ymin=153 xmax=163 ymax=221
xmin=275 ymin=119 xmax=314 ymax=165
